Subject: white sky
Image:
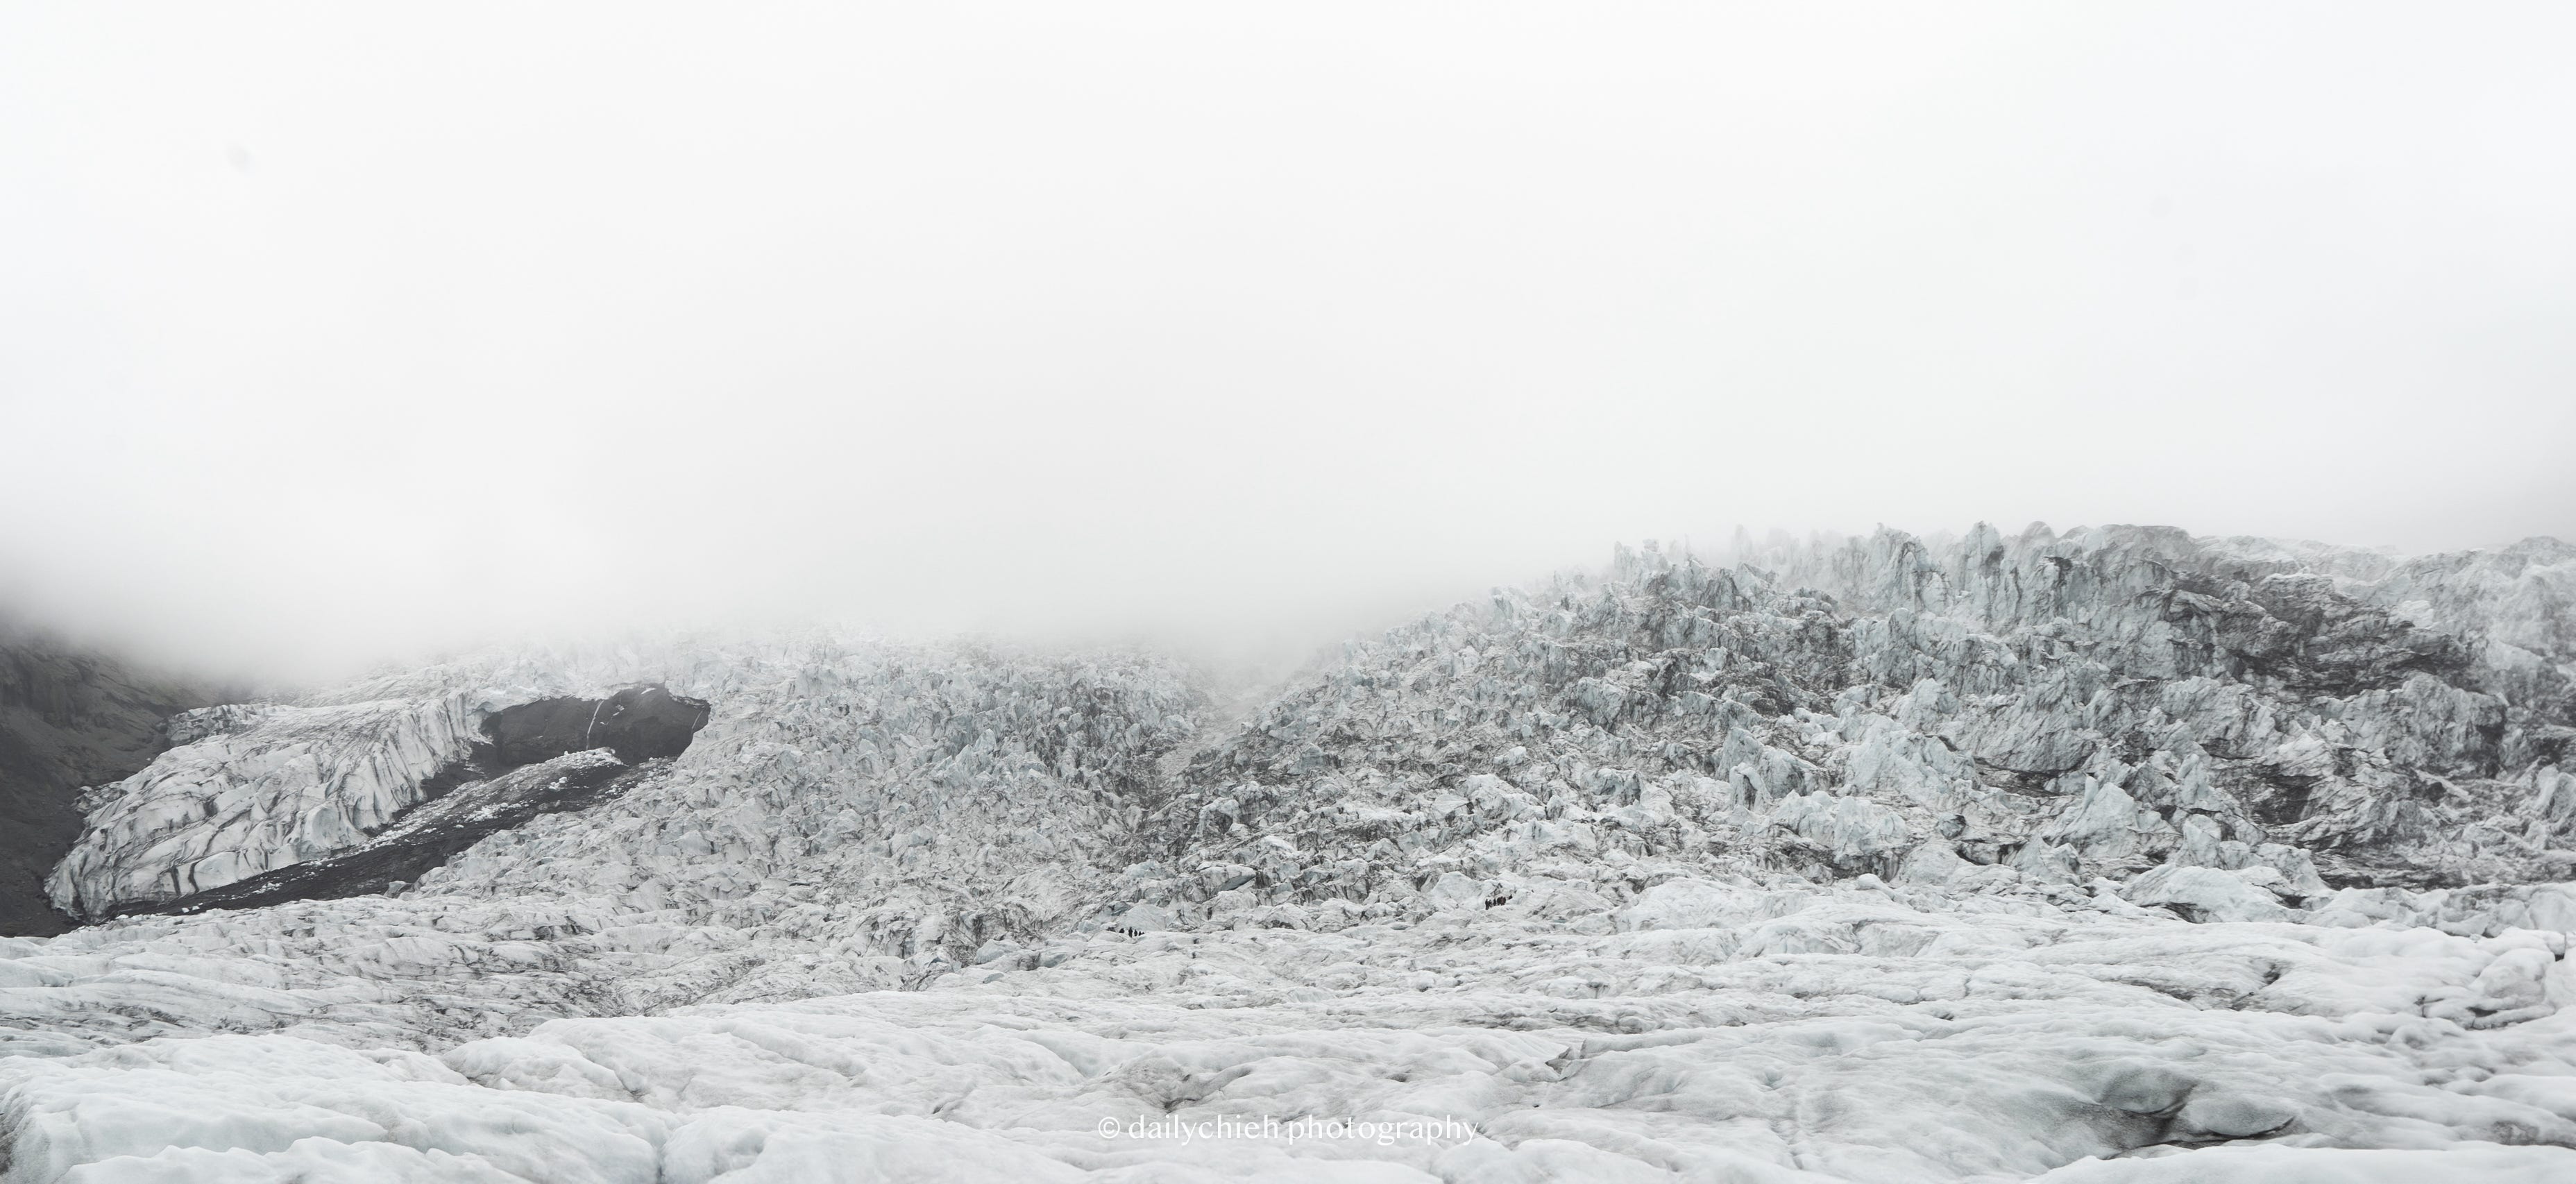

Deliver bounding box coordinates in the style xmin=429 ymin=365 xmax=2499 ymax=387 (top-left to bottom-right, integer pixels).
xmin=4 ymin=3 xmax=2572 ymax=681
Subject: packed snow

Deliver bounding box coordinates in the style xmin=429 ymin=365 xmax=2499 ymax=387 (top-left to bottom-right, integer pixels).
xmin=5 ymin=526 xmax=2575 ymax=1181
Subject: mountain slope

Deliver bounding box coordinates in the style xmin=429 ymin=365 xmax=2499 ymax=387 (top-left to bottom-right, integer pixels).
xmin=0 ymin=629 xmax=219 ymax=936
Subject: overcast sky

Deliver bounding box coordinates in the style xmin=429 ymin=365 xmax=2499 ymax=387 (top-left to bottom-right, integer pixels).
xmin=3 ymin=3 xmax=2572 ymax=681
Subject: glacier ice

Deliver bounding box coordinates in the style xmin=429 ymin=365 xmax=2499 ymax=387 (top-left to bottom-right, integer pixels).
xmin=4 ymin=525 xmax=2575 ymax=1181
xmin=46 ymin=695 xmax=492 ymax=917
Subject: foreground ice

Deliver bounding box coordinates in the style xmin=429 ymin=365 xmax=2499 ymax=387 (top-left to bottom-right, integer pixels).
xmin=5 ymin=874 xmax=2573 ymax=1182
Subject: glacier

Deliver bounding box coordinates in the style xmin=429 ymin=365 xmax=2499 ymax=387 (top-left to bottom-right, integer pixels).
xmin=3 ymin=524 xmax=2575 ymax=1182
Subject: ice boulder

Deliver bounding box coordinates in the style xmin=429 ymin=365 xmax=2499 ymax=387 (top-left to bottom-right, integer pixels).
xmin=1894 ymin=839 xmax=1972 ymax=886
xmin=1771 ymin=793 xmax=1913 ymax=865
xmin=2121 ymin=865 xmax=2294 ymax=923
xmin=1617 ymin=877 xmax=1765 ymax=931
xmin=1424 ymin=871 xmax=1489 ymax=913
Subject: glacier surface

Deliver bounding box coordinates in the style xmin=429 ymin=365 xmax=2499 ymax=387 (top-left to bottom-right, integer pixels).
xmin=5 ymin=525 xmax=2576 ymax=1182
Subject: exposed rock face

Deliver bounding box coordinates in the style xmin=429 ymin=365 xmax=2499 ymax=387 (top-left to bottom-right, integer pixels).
xmin=480 ymin=686 xmax=711 ymax=767
xmin=0 ymin=632 xmax=216 ymax=936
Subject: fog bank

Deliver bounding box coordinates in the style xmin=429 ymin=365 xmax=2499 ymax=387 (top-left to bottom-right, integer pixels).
xmin=4 ymin=3 xmax=2570 ymax=683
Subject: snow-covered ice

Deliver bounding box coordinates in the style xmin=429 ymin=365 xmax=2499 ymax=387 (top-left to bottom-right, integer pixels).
xmin=5 ymin=525 xmax=2575 ymax=1181
xmin=8 ymin=881 xmax=2575 ymax=1181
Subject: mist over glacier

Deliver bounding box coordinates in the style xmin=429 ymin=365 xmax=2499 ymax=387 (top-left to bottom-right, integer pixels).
xmin=8 ymin=4 xmax=2576 ymax=1181
xmin=4 ymin=3 xmax=2574 ymax=684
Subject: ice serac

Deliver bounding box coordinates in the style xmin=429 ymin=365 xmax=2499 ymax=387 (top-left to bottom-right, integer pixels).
xmin=1139 ymin=527 xmax=2574 ymax=942
xmin=2344 ymin=535 xmax=2576 ymax=721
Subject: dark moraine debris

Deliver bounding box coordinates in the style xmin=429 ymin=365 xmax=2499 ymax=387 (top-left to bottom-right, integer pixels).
xmin=135 ymin=750 xmax=655 ymax=917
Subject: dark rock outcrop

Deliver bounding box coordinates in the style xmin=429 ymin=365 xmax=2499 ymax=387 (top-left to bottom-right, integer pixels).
xmin=481 ymin=685 xmax=712 ymax=768
xmin=0 ymin=632 xmax=220 ymax=936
